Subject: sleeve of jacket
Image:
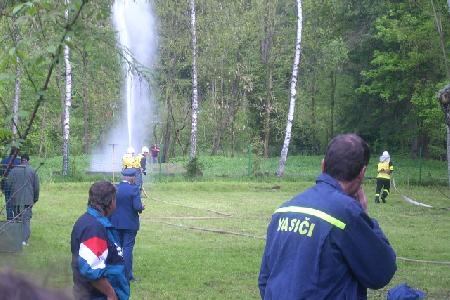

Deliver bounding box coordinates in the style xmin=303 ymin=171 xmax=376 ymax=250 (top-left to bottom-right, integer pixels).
xmin=132 ymin=186 xmax=143 ymax=213
xmin=258 ymin=246 xmax=269 ymax=299
xmin=333 ymin=207 xmax=397 ymax=289
xmin=33 ymin=171 xmax=40 ymax=203
xmin=258 ymin=217 xmax=276 ymax=299
xmin=77 ymin=224 xmax=109 ymax=281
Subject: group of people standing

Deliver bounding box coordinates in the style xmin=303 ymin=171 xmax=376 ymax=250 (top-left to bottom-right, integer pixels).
xmin=69 ymin=137 xmax=398 ymax=300
xmin=0 ymin=147 xmax=40 ymax=246
xmin=121 ymin=144 xmax=160 ymax=193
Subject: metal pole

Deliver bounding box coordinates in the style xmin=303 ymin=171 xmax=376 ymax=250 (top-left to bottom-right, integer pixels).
xmin=248 ymin=144 xmax=252 ymax=176
xmin=109 ymin=143 xmax=117 ymax=182
xmin=419 ymin=145 xmax=422 ymax=185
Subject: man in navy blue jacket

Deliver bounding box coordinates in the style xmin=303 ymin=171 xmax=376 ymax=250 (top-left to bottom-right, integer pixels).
xmin=258 ymin=134 xmax=397 ymax=299
xmin=110 ymin=169 xmax=144 ymax=282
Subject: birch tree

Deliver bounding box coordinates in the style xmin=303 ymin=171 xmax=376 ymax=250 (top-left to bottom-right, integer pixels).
xmin=10 ymin=22 xmax=20 ymax=140
xmin=12 ymin=56 xmax=20 ymax=139
xmin=62 ymin=0 xmax=72 ymax=176
xmin=189 ymin=0 xmax=199 ymax=160
xmin=277 ymin=0 xmax=303 ymax=177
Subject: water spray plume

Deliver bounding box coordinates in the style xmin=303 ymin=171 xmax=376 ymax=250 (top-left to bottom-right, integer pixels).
xmin=90 ymin=0 xmax=158 ymax=172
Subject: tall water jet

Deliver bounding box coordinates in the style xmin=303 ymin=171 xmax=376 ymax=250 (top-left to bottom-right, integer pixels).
xmin=90 ymin=0 xmax=158 ymax=172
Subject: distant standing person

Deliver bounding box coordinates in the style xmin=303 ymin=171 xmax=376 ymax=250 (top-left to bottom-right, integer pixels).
xmin=71 ymin=181 xmax=129 ymax=300
xmin=139 ymin=146 xmax=150 ymax=176
xmin=136 ymin=146 xmax=149 ymax=192
xmin=6 ymin=154 xmax=39 ymax=246
xmin=110 ymin=169 xmax=144 ymax=282
xmin=375 ymin=150 xmax=394 ymax=203
xmin=150 ymin=144 xmax=160 ymax=164
xmin=258 ymin=134 xmax=397 ymax=299
xmin=0 ymin=147 xmax=21 ymax=220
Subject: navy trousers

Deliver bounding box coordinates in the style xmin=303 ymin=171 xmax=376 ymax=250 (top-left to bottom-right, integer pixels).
xmin=116 ymin=229 xmax=137 ymax=281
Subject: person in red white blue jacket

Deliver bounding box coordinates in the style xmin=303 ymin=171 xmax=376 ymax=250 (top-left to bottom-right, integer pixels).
xmin=71 ymin=181 xmax=130 ymax=300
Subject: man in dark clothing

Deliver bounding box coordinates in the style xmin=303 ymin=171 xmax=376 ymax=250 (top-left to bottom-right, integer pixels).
xmin=110 ymin=169 xmax=144 ymax=282
xmin=6 ymin=154 xmax=39 ymax=245
xmin=71 ymin=181 xmax=129 ymax=300
xmin=1 ymin=147 xmax=21 ymax=220
xmin=258 ymin=134 xmax=397 ymax=300
xmin=150 ymin=144 xmax=159 ymax=164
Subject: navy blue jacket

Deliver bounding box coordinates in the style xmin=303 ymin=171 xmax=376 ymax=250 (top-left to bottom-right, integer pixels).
xmin=71 ymin=207 xmax=130 ymax=300
xmin=0 ymin=156 xmax=20 ymax=194
xmin=110 ymin=181 xmax=143 ymax=231
xmin=258 ymin=173 xmax=397 ymax=300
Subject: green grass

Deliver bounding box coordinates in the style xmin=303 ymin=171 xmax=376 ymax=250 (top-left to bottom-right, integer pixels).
xmin=0 ymin=179 xmax=449 ymax=299
xmin=30 ymin=153 xmax=449 ymax=187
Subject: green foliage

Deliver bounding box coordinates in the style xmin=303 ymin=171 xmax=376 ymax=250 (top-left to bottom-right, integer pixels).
xmin=0 ymin=0 xmax=449 ymax=175
xmin=185 ymin=157 xmax=204 ymax=178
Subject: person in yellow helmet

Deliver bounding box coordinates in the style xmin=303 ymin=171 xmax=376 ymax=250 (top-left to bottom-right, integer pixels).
xmin=375 ymin=151 xmax=394 ymax=203
xmin=122 ymin=147 xmax=138 ymax=169
xmin=122 ymin=146 xmax=142 ymax=192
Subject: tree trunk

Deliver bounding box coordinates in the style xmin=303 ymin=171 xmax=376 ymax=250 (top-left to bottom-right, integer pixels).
xmin=82 ymin=50 xmax=90 ymax=154
xmin=277 ymin=0 xmax=303 ymax=177
xmin=261 ymin=1 xmax=275 ymax=158
xmin=189 ymin=0 xmax=199 ymax=160
xmin=431 ymin=0 xmax=450 ymax=79
xmin=12 ymin=58 xmax=20 ymax=139
xmin=330 ymin=70 xmax=336 ymax=138
xmin=39 ymin=105 xmax=47 ymax=157
xmin=263 ymin=69 xmax=273 ymax=158
xmin=62 ymin=0 xmax=72 ymax=176
xmin=311 ymin=71 xmax=318 ymax=153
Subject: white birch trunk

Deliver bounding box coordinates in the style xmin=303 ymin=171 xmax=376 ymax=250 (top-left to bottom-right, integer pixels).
xmin=12 ymin=57 xmax=20 ymax=138
xmin=62 ymin=0 xmax=72 ymax=176
xmin=277 ymin=0 xmax=303 ymax=177
xmin=189 ymin=0 xmax=199 ymax=160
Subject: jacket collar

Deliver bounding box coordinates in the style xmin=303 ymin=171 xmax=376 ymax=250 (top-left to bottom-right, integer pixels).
xmin=316 ymin=173 xmax=344 ymax=193
xmin=87 ymin=206 xmax=113 ymax=228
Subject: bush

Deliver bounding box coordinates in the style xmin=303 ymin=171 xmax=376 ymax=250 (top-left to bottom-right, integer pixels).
xmin=185 ymin=157 xmax=203 ymax=178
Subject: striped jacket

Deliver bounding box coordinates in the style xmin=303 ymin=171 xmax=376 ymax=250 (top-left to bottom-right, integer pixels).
xmin=71 ymin=207 xmax=130 ymax=300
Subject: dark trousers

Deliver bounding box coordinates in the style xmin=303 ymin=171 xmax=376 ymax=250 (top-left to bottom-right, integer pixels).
xmin=4 ymin=193 xmax=13 ymax=220
xmin=375 ymin=178 xmax=391 ymax=203
xmin=13 ymin=205 xmax=32 ymax=242
xmin=117 ymin=229 xmax=137 ymax=281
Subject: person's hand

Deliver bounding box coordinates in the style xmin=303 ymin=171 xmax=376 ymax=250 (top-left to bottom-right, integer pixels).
xmin=353 ymin=187 xmax=368 ymax=213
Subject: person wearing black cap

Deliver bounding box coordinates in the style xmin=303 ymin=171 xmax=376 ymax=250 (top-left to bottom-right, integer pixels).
xmin=110 ymin=168 xmax=145 ymax=282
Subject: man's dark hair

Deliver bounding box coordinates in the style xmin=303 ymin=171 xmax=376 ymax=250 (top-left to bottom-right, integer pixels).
xmin=0 ymin=269 xmax=71 ymax=300
xmin=324 ymin=134 xmax=370 ymax=182
xmin=21 ymin=154 xmax=30 ymax=162
xmin=88 ymin=181 xmax=116 ymax=212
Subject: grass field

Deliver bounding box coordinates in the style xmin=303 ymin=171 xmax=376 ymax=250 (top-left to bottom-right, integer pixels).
xmin=0 ymin=176 xmax=449 ymax=299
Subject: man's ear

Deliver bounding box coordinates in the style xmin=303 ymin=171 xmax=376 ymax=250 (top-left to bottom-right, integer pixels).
xmin=359 ymin=166 xmax=367 ymax=179
xmin=321 ymin=159 xmax=325 ymax=173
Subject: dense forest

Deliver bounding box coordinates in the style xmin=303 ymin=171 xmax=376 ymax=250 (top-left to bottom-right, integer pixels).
xmin=0 ymin=0 xmax=449 ymax=165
